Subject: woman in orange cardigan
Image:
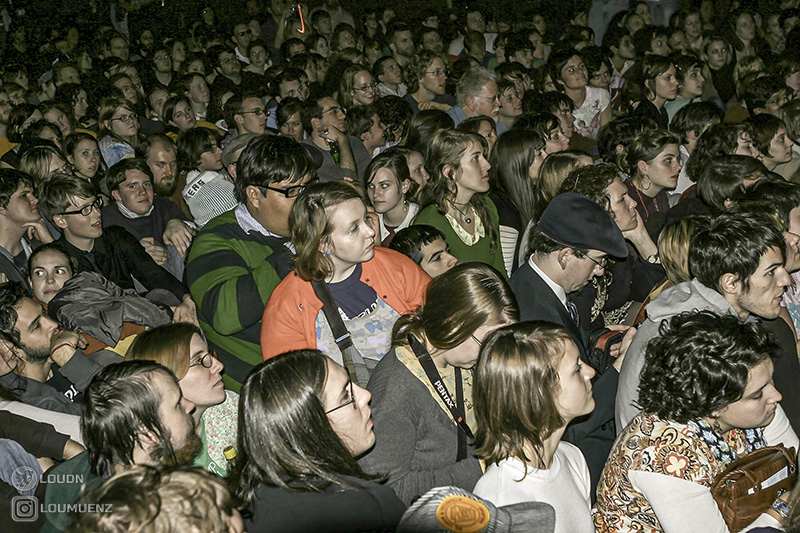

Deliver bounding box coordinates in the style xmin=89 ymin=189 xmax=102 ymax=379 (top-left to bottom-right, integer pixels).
xmin=261 ymin=181 xmax=430 ymax=385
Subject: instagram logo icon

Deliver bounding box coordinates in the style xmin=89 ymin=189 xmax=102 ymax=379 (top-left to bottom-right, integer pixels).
xmin=11 ymin=496 xmax=39 ymax=522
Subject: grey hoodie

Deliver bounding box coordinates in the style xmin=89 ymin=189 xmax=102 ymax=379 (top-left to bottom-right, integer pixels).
xmin=615 ymin=279 xmax=747 ymax=429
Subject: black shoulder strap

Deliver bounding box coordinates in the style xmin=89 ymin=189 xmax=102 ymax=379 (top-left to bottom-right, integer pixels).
xmin=311 ymin=280 xmax=370 ymax=387
xmin=407 ymin=335 xmax=473 ymax=461
xmin=260 ymin=235 xmax=294 ymax=279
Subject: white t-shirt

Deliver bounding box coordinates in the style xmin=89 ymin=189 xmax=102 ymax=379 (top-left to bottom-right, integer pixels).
xmin=473 ymin=442 xmax=593 ymax=533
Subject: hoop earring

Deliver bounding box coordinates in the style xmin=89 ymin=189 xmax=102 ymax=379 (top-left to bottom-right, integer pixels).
xmin=641 ymin=174 xmax=652 ymax=191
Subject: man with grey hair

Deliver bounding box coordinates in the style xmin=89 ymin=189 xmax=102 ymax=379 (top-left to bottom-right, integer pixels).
xmin=446 ymin=67 xmax=501 ymax=129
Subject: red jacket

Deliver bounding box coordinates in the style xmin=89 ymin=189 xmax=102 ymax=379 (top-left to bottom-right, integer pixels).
xmin=261 ymin=247 xmax=430 ymax=360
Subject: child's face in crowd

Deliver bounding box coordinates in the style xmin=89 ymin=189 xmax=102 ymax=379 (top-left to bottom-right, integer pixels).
xmin=30 ymin=250 xmax=74 ymax=304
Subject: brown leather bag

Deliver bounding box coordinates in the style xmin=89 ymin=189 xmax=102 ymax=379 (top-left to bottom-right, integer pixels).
xmin=710 ymin=445 xmax=797 ymax=532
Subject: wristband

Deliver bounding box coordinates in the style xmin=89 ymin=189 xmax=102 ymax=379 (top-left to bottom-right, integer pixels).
xmin=50 ymin=342 xmax=76 ymax=355
xmin=771 ymin=496 xmax=791 ymax=520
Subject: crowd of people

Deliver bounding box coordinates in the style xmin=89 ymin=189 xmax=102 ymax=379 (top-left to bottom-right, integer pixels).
xmin=5 ymin=0 xmax=800 ymax=531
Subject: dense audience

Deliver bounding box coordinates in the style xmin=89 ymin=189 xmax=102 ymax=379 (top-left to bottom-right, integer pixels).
xmin=4 ymin=0 xmax=800 ymax=531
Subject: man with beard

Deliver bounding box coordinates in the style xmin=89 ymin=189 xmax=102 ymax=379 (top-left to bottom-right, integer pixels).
xmin=40 ymin=360 xmax=201 ymax=532
xmin=137 ymin=135 xmax=191 ymax=219
xmin=0 ymin=281 xmax=119 ymax=415
xmin=387 ymin=22 xmax=415 ymax=68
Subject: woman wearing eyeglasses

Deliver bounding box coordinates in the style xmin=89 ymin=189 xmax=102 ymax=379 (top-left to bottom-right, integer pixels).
xmin=261 ymin=180 xmax=430 ymax=383
xmin=231 ymin=349 xmax=406 ymax=532
xmin=128 ymin=322 xmax=238 ymax=477
xmin=340 ymin=65 xmax=377 ymax=111
xmin=98 ymin=97 xmax=142 ymax=167
xmin=357 ymin=263 xmax=519 ymax=505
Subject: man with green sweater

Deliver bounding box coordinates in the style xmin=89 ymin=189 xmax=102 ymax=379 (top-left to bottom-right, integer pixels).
xmin=186 ymin=136 xmax=316 ymax=391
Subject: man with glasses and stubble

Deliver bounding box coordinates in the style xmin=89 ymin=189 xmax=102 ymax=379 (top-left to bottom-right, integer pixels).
xmin=186 ymin=135 xmax=318 ymax=391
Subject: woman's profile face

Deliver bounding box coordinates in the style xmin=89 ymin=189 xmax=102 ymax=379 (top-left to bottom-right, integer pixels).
xmin=735 ymin=132 xmax=761 ymax=159
xmin=642 ymin=144 xmax=681 ymax=190
xmin=323 ymin=360 xmax=374 ymax=456
xmin=713 ymin=359 xmax=780 ymax=432
xmin=528 ymin=145 xmax=548 ymax=180
xmin=556 ymin=339 xmax=596 ymax=423
xmin=179 ymin=333 xmax=226 ymax=411
xmin=477 ymin=121 xmax=497 ymax=155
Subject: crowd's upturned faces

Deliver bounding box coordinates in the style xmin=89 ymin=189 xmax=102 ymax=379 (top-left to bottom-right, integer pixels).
xmin=379 ymin=59 xmax=403 ymax=86
xmin=615 ymin=35 xmax=636 ymax=60
xmin=29 ymin=250 xmax=73 ymax=304
xmin=476 ymin=121 xmax=497 ymax=156
xmin=706 ymin=40 xmax=729 ymax=70
xmin=765 ymin=128 xmax=794 ymax=166
xmin=14 ymin=298 xmax=60 ymax=362
xmin=470 ymin=81 xmax=500 ymax=120
xmin=406 ymin=152 xmax=429 ymax=187
xmin=73 ymin=89 xmax=89 ymax=119
xmin=735 ymin=13 xmax=756 ymax=42
xmin=249 ymin=45 xmax=268 ymax=68
xmin=737 ymin=246 xmax=791 ymax=320
xmin=421 ymin=31 xmax=443 ymax=53
xmin=713 ymin=359 xmax=780 ymax=433
xmin=198 ymin=144 xmax=223 ymax=172
xmin=325 ymin=198 xmax=376 ymax=275
xmin=641 ymin=144 xmax=681 ymax=192
xmin=560 ymin=56 xmax=588 ymax=90
xmin=108 ymin=106 xmax=139 ymax=142
xmin=108 ymin=37 xmax=130 ymax=61
xmin=499 ymin=88 xmax=522 ymax=119
xmin=607 ymin=177 xmax=638 ymax=232
xmin=114 ymin=169 xmax=155 ymax=215
xmin=669 ymin=30 xmax=690 ymax=53
xmin=419 ymin=58 xmax=448 ymax=96
xmin=736 ymin=132 xmax=761 ymax=159
xmin=250 ymin=173 xmax=312 ymax=236
xmin=2 ymin=182 xmax=40 ymax=226
xmin=279 ymin=79 xmax=309 ymax=101
xmin=546 ymin=126 xmax=570 ymax=154
xmin=180 ymin=334 xmax=226 ymax=413
xmin=556 ymin=339 xmax=596 ymax=423
xmin=170 ymin=101 xmax=197 ymax=131
xmin=218 ymin=52 xmax=241 ymax=78
xmin=528 ymin=145 xmax=548 ymax=180
xmin=392 ymin=30 xmax=415 ymax=58
xmin=589 ymin=63 xmax=611 ymax=89
xmin=324 ymin=360 xmax=374 ymax=456
xmin=43 ymin=107 xmax=70 ymax=137
xmin=764 ymin=90 xmax=789 ymax=115
xmin=147 ymin=143 xmax=178 ymax=196
xmin=784 ymin=206 xmax=800 ymax=272
xmin=149 ymin=89 xmax=169 ymax=120
xmin=279 ymin=111 xmax=304 ymax=142
xmin=681 ymin=66 xmax=705 ymax=98
xmin=684 ymin=13 xmax=702 ymax=39
xmin=368 ymin=168 xmax=407 ymax=215
xmin=351 ymin=71 xmax=376 ymax=106
xmin=114 ymin=77 xmax=138 ymax=104
xmin=362 ymin=114 xmax=386 ymax=148
xmin=651 ymin=66 xmax=679 ymax=104
xmin=153 ymin=49 xmax=173 ymax=73
xmin=316 ymin=97 xmax=346 ymax=132
xmin=233 ymin=24 xmax=252 ymax=51
xmin=187 ymin=76 xmax=210 ymax=104
xmin=453 ymin=141 xmax=491 ymax=197
xmin=57 ymin=195 xmax=103 ymax=243
xmin=418 ymin=237 xmax=458 ymax=278
xmin=238 ymin=97 xmax=268 ymax=134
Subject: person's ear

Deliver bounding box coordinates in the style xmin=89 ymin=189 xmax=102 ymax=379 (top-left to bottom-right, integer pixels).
xmin=557 ymin=247 xmax=573 ymax=269
xmin=442 ymin=164 xmax=454 ymax=180
xmin=246 ymin=185 xmax=262 ymax=208
xmin=718 ymin=272 xmax=742 ymax=296
xmin=52 ymin=213 xmax=69 ymax=230
xmin=310 ymin=116 xmax=322 ymax=132
xmin=111 ymin=190 xmax=122 ymax=203
xmin=401 ymin=179 xmax=410 ymax=194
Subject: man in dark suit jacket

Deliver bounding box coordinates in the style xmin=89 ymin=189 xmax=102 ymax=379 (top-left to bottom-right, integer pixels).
xmin=509 ymin=192 xmax=630 ymax=497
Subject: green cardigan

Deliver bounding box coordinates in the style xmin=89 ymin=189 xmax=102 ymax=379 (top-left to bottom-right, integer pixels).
xmin=414 ymin=197 xmax=507 ymax=278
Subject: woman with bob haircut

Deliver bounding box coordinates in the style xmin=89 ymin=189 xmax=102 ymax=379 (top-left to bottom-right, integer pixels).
xmin=98 ymin=97 xmax=141 ymax=168
xmin=621 ymin=128 xmax=682 ymax=232
xmin=488 ymin=127 xmax=548 ymax=275
xmin=747 ymin=113 xmax=795 ymax=172
xmin=472 ymin=321 xmax=595 ymax=532
xmin=128 ymin=323 xmax=238 ymax=477
xmin=365 ymin=150 xmax=419 ymax=247
xmin=685 ymin=122 xmax=761 ymax=183
xmin=261 ymin=181 xmax=429 ymax=383
xmin=230 ymin=349 xmax=406 ymax=532
xmin=548 ymin=47 xmax=611 ymax=140
xmin=414 ymin=129 xmax=506 ymax=277
xmin=631 ymin=54 xmax=679 ymax=129
xmin=358 ymin=262 xmax=519 ymax=505
xmin=594 ymin=311 xmax=798 ymax=531
xmin=339 ymin=64 xmax=378 ymax=111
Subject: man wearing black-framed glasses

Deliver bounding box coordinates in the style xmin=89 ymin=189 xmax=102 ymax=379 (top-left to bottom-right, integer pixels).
xmin=187 ymin=135 xmax=318 ymax=391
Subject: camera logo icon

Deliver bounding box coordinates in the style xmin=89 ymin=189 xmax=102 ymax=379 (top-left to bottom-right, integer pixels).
xmin=11 ymin=466 xmax=38 ymax=493
xmin=11 ymin=496 xmax=39 ymax=522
